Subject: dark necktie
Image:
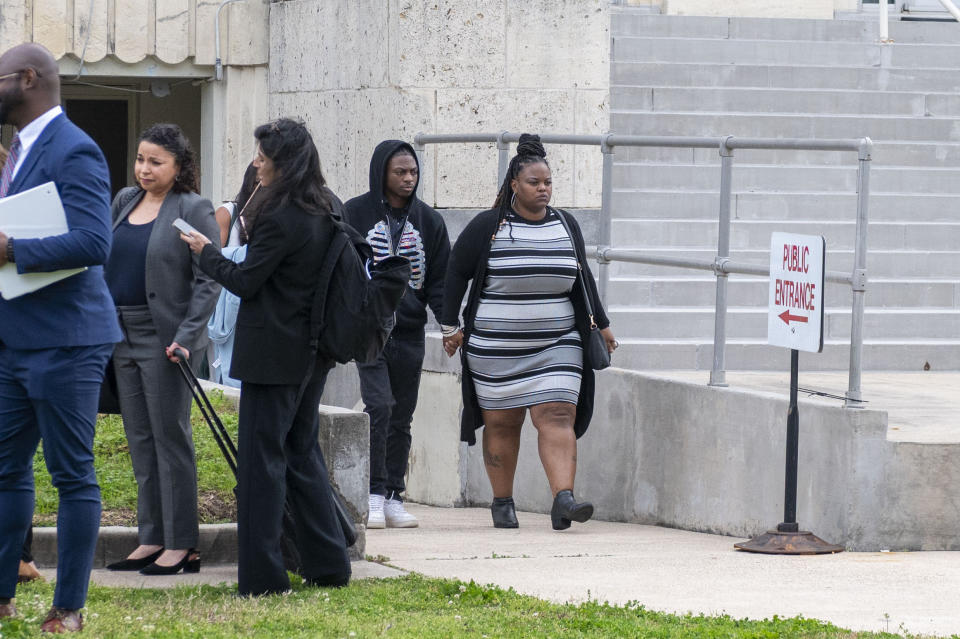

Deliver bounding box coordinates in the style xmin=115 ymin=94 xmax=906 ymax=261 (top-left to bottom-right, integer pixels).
xmin=0 ymin=134 xmax=22 ymax=198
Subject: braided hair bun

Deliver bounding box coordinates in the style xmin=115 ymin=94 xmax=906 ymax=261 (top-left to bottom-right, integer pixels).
xmin=516 ymin=133 xmax=546 ymax=159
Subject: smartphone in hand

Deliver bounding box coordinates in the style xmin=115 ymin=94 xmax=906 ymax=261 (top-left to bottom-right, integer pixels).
xmin=172 ymin=218 xmax=198 ymax=236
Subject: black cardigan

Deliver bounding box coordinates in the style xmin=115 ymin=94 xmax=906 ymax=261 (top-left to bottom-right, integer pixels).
xmin=440 ymin=207 xmax=610 ymax=446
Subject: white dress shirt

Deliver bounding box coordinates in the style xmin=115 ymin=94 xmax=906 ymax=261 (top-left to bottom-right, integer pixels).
xmin=11 ymin=105 xmax=64 ymax=180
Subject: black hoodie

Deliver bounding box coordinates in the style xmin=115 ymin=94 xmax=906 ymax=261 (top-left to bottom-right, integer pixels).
xmin=343 ymin=140 xmax=450 ymax=338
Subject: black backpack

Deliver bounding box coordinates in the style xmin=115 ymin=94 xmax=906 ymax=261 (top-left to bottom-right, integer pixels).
xmin=308 ymin=216 xmax=411 ymax=365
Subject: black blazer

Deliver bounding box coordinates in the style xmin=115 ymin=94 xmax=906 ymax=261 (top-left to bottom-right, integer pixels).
xmin=198 ymin=199 xmax=336 ymax=385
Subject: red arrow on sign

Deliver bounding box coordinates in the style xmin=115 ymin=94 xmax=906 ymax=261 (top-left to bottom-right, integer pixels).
xmin=779 ymin=310 xmax=809 ymax=325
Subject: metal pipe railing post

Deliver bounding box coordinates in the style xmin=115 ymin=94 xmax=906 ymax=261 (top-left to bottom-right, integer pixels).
xmin=846 ymin=138 xmax=872 ymax=408
xmin=496 ymin=130 xmax=510 ymax=187
xmin=879 ymin=0 xmax=890 ymax=42
xmin=597 ymin=133 xmax=615 ymax=304
xmin=709 ymin=136 xmax=735 ymax=387
xmin=413 ymin=134 xmax=426 ymax=201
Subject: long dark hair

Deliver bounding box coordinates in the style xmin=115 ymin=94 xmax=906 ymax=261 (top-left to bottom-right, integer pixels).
xmin=253 ymin=118 xmax=331 ymax=215
xmin=492 ymin=133 xmax=549 ymax=239
xmin=138 ymin=123 xmax=199 ymax=194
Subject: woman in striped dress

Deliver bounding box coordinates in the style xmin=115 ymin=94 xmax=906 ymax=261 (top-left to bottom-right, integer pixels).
xmin=441 ymin=135 xmax=617 ymax=531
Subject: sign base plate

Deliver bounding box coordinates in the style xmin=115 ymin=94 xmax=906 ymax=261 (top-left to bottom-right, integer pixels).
xmin=734 ymin=530 xmax=844 ymax=555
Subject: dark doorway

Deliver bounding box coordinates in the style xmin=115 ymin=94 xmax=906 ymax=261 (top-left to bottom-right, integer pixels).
xmin=65 ymin=99 xmax=129 ymax=199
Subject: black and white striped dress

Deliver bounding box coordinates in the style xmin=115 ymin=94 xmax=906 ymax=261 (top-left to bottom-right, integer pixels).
xmin=466 ymin=209 xmax=583 ymax=410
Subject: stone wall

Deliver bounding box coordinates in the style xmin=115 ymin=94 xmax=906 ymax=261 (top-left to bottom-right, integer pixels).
xmin=0 ymin=0 xmax=269 ymax=65
xmin=268 ymin=0 xmax=610 ymax=208
xmin=0 ymin=0 xmax=269 ymax=206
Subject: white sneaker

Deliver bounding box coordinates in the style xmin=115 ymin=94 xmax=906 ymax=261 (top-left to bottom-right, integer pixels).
xmin=367 ymin=493 xmax=385 ymax=529
xmin=384 ymin=498 xmax=419 ymax=528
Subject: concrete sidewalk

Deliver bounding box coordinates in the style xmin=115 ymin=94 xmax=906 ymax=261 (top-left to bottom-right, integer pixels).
xmin=364 ymin=504 xmax=960 ymax=637
xmin=34 ymin=503 xmax=960 ymax=636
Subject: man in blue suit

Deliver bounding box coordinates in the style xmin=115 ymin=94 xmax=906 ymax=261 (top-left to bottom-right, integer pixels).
xmin=0 ymin=43 xmax=121 ymax=633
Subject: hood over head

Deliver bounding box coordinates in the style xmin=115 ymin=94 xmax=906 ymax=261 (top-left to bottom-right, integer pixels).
xmin=368 ymin=139 xmax=420 ymax=207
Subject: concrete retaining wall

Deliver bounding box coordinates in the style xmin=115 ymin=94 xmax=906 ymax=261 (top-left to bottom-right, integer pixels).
xmin=322 ymin=341 xmax=960 ymax=551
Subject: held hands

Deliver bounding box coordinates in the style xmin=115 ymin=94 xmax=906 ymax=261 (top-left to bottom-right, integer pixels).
xmin=443 ymin=330 xmax=463 ymax=357
xmin=166 ymin=342 xmax=190 ymax=363
xmin=600 ymin=327 xmax=618 ymax=354
xmin=179 ymin=229 xmax=212 ymax=255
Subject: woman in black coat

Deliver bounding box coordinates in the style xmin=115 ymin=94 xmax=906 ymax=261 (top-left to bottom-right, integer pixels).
xmin=440 ymin=135 xmax=617 ymax=532
xmin=180 ymin=118 xmax=350 ymax=596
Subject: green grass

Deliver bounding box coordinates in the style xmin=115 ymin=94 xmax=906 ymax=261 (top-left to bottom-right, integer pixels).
xmin=1 ymin=574 xmax=928 ymax=639
xmin=31 ymin=390 xmax=239 ymax=526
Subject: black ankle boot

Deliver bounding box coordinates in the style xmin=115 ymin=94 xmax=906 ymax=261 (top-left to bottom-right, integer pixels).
xmin=491 ymin=497 xmax=519 ymax=528
xmin=551 ymin=490 xmax=593 ymax=530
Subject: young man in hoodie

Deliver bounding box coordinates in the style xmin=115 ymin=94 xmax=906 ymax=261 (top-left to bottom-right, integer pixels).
xmin=343 ymin=140 xmax=450 ymax=529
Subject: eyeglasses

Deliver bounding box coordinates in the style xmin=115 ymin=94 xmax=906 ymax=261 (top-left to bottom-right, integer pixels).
xmin=0 ymin=68 xmax=41 ymax=82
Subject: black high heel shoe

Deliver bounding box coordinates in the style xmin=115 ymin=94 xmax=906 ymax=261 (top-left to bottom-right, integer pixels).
xmin=140 ymin=549 xmax=200 ymax=575
xmin=550 ymin=490 xmax=593 ymax=531
xmin=491 ymin=497 xmax=519 ymax=528
xmin=106 ymin=548 xmax=164 ymax=571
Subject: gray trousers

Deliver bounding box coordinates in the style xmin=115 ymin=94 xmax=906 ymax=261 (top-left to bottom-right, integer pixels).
xmin=114 ymin=306 xmax=198 ymax=549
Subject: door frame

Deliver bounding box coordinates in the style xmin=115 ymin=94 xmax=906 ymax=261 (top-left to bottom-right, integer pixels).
xmin=60 ymin=84 xmax=139 ymax=187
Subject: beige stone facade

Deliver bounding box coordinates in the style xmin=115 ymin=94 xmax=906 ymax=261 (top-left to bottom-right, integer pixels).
xmin=269 ymin=0 xmax=611 ymax=208
xmin=1 ymin=0 xmax=886 ymax=206
xmin=0 ymin=0 xmax=268 ymax=66
xmin=0 ymin=0 xmax=269 ymax=203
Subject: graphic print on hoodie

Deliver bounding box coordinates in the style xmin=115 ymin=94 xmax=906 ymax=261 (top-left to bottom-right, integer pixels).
xmin=365 ymin=218 xmax=426 ymax=290
xmin=342 ymin=140 xmax=450 ymax=337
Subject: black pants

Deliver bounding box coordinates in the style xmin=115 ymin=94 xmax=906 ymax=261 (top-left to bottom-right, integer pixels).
xmin=236 ymin=367 xmax=350 ymax=596
xmin=357 ymin=335 xmax=425 ymax=497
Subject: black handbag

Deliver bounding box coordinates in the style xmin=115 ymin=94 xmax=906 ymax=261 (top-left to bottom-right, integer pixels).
xmin=555 ymin=210 xmax=610 ymax=371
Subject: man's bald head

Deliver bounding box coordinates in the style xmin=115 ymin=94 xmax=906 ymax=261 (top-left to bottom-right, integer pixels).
xmin=0 ymin=43 xmax=60 ymax=128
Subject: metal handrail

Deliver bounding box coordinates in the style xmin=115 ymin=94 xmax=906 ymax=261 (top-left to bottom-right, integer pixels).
xmin=879 ymin=1 xmax=960 ymax=42
xmin=936 ymin=0 xmax=960 ymax=21
xmin=413 ymin=132 xmax=873 ymax=408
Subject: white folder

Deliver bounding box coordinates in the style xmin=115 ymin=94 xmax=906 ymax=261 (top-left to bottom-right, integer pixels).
xmin=0 ymin=181 xmax=87 ymax=300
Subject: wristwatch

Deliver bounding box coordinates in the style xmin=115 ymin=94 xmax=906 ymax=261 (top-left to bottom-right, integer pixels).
xmin=5 ymin=237 xmax=13 ymax=264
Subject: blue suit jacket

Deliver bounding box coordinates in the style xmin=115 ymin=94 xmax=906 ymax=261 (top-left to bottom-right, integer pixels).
xmin=0 ymin=114 xmax=122 ymax=348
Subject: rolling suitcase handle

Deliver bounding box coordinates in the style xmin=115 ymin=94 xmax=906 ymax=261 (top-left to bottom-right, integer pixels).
xmin=172 ymin=349 xmax=357 ymax=552
xmin=173 ymin=349 xmax=238 ymax=476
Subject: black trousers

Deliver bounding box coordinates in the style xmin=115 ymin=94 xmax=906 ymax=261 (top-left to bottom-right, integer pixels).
xmin=356 ymin=335 xmax=425 ymax=497
xmin=236 ymin=367 xmax=350 ymax=596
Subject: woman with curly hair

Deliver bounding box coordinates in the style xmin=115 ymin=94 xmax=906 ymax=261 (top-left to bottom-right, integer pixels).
xmin=103 ymin=123 xmax=221 ymax=575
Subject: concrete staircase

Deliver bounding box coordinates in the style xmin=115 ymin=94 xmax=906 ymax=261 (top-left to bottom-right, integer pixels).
xmin=609 ymin=10 xmax=960 ymax=371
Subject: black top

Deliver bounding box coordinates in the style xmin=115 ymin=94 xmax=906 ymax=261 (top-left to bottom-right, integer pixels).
xmin=342 ymin=140 xmax=450 ymax=338
xmin=198 ymin=190 xmax=341 ymax=385
xmin=441 ymin=207 xmax=610 ymax=446
xmin=105 ymin=218 xmax=155 ymax=306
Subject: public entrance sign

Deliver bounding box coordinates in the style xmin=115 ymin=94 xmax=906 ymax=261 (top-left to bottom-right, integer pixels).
xmin=767 ymin=232 xmax=825 ymax=353
xmin=737 ymin=230 xmax=842 ymax=556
